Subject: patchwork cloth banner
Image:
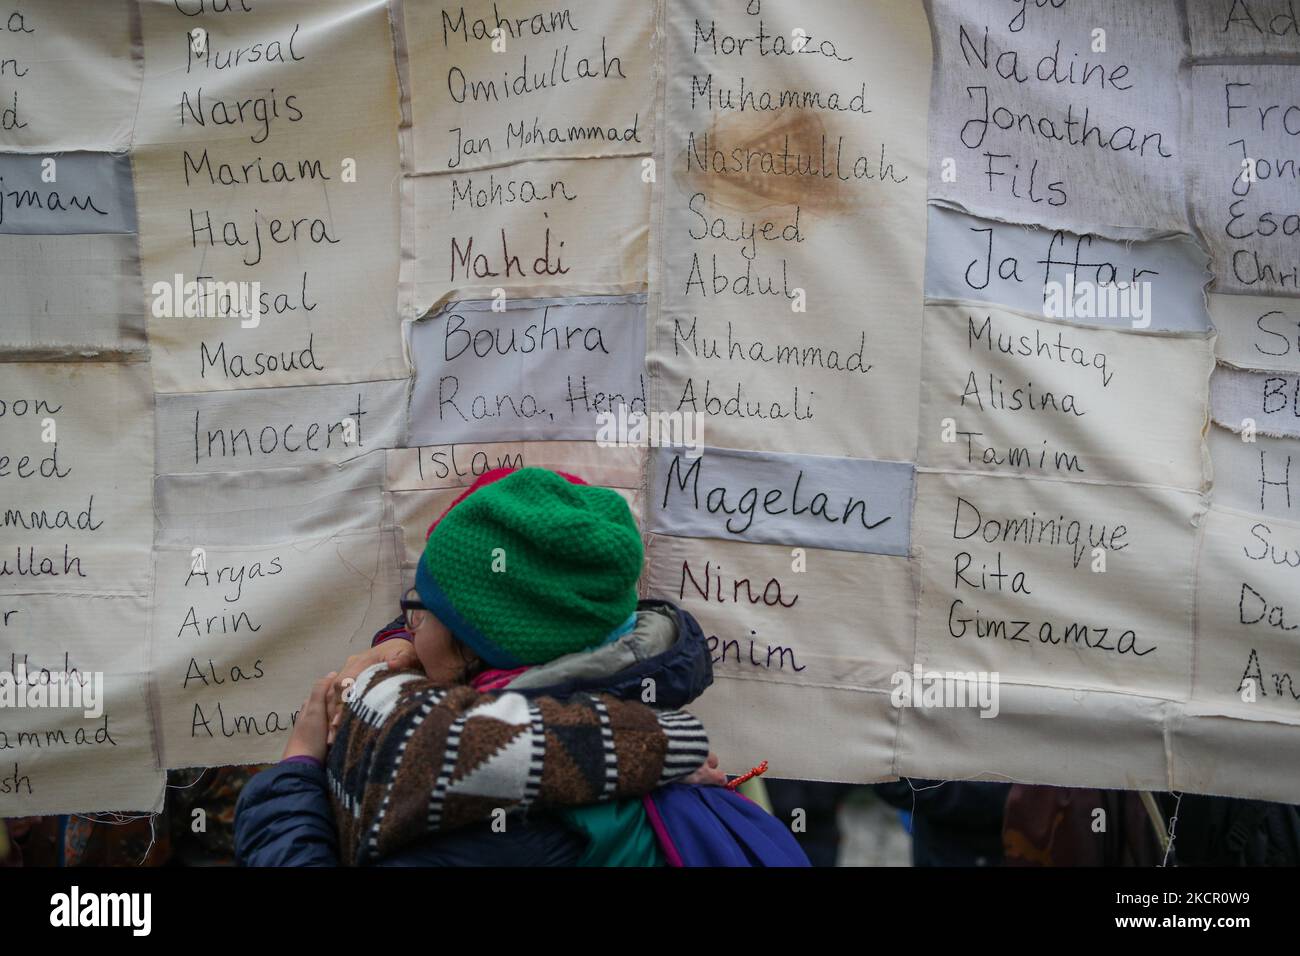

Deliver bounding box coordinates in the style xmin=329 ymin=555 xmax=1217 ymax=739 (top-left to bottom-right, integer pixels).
xmin=918 ymin=301 xmax=1213 ymax=489
xmin=651 ymin=0 xmax=931 ymax=462
xmin=395 ymin=0 xmax=655 ymax=318
xmin=7 ymin=0 xmax=1300 ymax=816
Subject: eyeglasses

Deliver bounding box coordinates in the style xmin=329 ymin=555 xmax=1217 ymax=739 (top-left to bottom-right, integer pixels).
xmin=400 ymin=589 xmax=427 ymax=632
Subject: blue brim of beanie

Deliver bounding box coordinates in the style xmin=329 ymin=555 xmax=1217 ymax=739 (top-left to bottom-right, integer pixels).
xmin=414 ymin=557 xmax=521 ymax=670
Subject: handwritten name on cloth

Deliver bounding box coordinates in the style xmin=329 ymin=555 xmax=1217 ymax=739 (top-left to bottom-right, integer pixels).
xmin=653 ymin=0 xmax=930 ymax=462
xmin=151 ymin=459 xmax=400 ymax=768
xmin=1187 ymin=0 xmax=1300 ymax=57
xmin=1210 ymin=294 xmax=1300 ymax=376
xmin=925 ymin=205 xmax=1213 ymax=333
xmin=400 ymin=0 xmax=655 ymax=173
xmin=650 ymin=445 xmax=914 ymax=556
xmin=0 ymin=361 xmax=160 ymax=815
xmin=918 ymin=302 xmax=1213 ymax=490
xmin=407 ymin=295 xmax=647 ymax=445
xmin=1212 ymin=367 xmax=1300 ymax=439
xmin=911 ymin=471 xmax=1201 ymax=701
xmin=928 ymin=0 xmax=1187 ymax=237
xmin=154 ymin=379 xmax=407 ymax=475
xmin=1187 ymin=64 xmax=1300 ymax=297
xmin=0 ymin=235 xmax=145 ymax=354
xmin=134 ymin=0 xmax=405 ymax=393
xmin=0 ymin=0 xmax=141 ymax=152
xmin=0 ymin=152 xmax=136 ymax=234
xmin=1207 ymin=424 xmax=1300 ymax=522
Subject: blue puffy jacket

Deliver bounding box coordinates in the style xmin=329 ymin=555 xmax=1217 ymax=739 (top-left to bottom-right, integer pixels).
xmin=235 ymin=600 xmax=713 ymax=866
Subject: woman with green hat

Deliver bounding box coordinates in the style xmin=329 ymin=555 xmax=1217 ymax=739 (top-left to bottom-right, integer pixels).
xmin=236 ymin=467 xmax=806 ymax=866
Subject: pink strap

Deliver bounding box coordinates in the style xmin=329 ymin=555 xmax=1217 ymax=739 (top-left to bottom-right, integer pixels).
xmin=642 ymin=794 xmax=684 ymax=867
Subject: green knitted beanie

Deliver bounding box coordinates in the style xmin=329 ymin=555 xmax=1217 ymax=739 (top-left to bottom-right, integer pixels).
xmin=414 ymin=468 xmax=644 ymax=668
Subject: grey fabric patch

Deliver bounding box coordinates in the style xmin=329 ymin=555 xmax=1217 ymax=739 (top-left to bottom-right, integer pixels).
xmin=1211 ymin=366 xmax=1300 ymax=439
xmin=649 ymin=446 xmax=914 ymax=555
xmin=927 ymin=0 xmax=1187 ymax=237
xmin=1187 ymin=1 xmax=1300 ymax=57
xmin=926 ymin=205 xmax=1212 ymax=332
xmin=408 ymin=294 xmax=647 ymax=446
xmin=0 ymin=233 xmax=145 ymax=353
xmin=0 ymin=151 xmax=136 ymax=233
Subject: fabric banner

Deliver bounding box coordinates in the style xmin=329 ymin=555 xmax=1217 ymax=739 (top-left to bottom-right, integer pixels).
xmin=11 ymin=0 xmax=1300 ymax=812
xmin=0 ymin=362 xmax=153 ymax=596
xmin=401 ymin=0 xmax=656 ymax=173
xmin=912 ymin=470 xmax=1202 ymax=701
xmin=404 ymin=156 xmax=650 ymax=318
xmin=644 ymin=532 xmax=914 ymax=691
xmin=0 ymin=362 xmax=161 ymax=814
xmin=0 ymin=594 xmax=164 ymax=815
xmin=151 ymin=459 xmax=401 ymax=768
xmin=154 ymin=378 xmax=408 ymax=475
xmin=896 ymin=682 xmax=1171 ymax=792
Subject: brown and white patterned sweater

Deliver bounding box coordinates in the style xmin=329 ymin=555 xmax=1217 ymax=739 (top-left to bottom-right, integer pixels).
xmin=327 ymin=663 xmax=709 ymax=865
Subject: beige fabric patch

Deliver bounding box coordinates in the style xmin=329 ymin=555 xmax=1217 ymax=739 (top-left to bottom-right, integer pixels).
xmin=134 ymin=0 xmax=405 ymax=393
xmin=401 ymin=0 xmax=655 ymax=173
xmin=912 ymin=471 xmax=1201 ymax=701
xmin=650 ymin=0 xmax=930 ymax=461
xmin=0 ymin=0 xmax=141 ymax=152
xmin=918 ymin=302 xmax=1213 ymax=491
xmin=0 ymin=362 xmax=161 ymax=814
